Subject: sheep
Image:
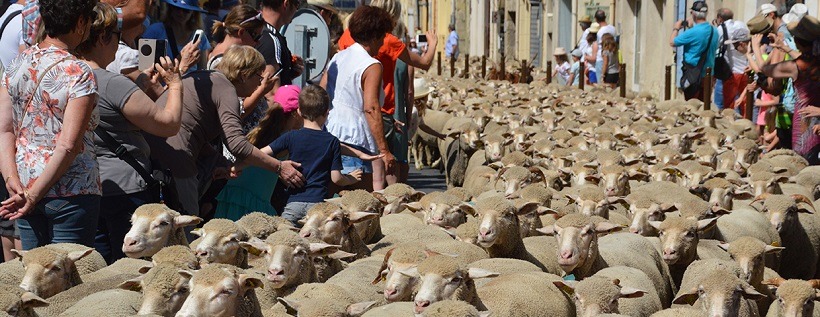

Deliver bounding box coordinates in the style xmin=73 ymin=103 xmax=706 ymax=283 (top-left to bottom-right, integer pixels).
xmin=494 ymin=166 xmax=547 ymax=198
xmin=748 ymin=171 xmax=791 ymax=198
xmin=81 ymin=257 xmax=152 ymax=283
xmin=438 ymin=119 xmax=482 ymax=187
xmin=327 ymin=190 xmax=385 ymax=244
xmin=122 ymin=204 xmax=202 ymax=259
xmin=117 ymin=262 xmax=193 ymax=316
xmin=12 ymin=244 xmax=96 ymax=298
xmin=477 ymin=133 xmax=512 ymax=164
xmin=236 ymin=212 xmax=295 ymax=240
xmin=444 ymin=187 xmax=472 ymax=202
xmin=622 ymin=191 xmax=676 ymax=236
xmin=761 ymin=278 xmax=820 ymax=317
xmin=731 ymin=138 xmax=760 ymax=173
xmin=239 ymin=231 xmax=341 ymax=302
xmin=564 ymin=184 xmax=623 ymax=219
xmin=673 ymin=160 xmax=716 ymax=191
xmin=719 ymin=237 xmax=785 ymax=315
xmin=512 ymin=184 xmax=556 ymax=237
xmin=406 ymin=254 xmax=574 ymax=316
xmin=700 ymin=178 xmax=754 ymax=212
xmin=542 ymin=213 xmax=674 ymax=306
xmin=712 ymin=208 xmax=782 ymax=255
xmin=151 ymin=245 xmax=200 ymax=270
xmin=754 ymin=194 xmax=820 ymax=279
xmin=306 ymin=237 xmax=355 ymax=283
xmin=454 ymin=217 xmax=480 ymax=245
xmin=791 ymin=166 xmax=820 ymax=200
xmin=371 ymin=183 xmax=425 ymax=215
xmin=191 ymin=218 xmax=250 ymax=268
xmin=0 ymin=288 xmax=47 ymax=317
xmin=31 ymin=273 xmax=135 ymax=317
xmin=176 ymin=264 xmax=264 ymax=317
xmin=412 ymin=109 xmax=451 ymax=169
xmin=276 ymin=298 xmax=376 ymax=317
xmin=597 ymin=165 xmax=632 ymax=197
xmin=378 ymin=213 xmax=426 ymax=237
xmin=649 ymin=217 xmax=730 ymax=286
xmin=404 ymin=192 xmax=470 ymax=229
xmin=57 ymin=289 xmax=142 ymax=317
xmin=298 ymin=202 xmax=377 ymax=260
xmin=553 ymin=266 xmax=662 ymax=317
xmin=463 ymin=166 xmax=499 ymax=197
xmin=673 ymin=268 xmax=765 ymax=317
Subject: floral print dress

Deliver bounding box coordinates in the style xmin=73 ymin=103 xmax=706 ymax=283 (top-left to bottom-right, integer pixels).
xmin=2 ymin=45 xmax=100 ymax=198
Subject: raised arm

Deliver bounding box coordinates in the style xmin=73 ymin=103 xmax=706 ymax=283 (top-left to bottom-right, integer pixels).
xmin=122 ymin=57 xmax=183 ymax=137
xmin=398 ymin=30 xmax=438 ymax=70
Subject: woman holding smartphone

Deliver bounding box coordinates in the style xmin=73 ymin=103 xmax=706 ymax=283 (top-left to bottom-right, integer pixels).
xmin=142 ymin=0 xmax=211 ymax=70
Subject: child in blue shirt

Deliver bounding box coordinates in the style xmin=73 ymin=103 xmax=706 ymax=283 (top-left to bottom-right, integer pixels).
xmin=261 ymin=85 xmax=379 ymax=225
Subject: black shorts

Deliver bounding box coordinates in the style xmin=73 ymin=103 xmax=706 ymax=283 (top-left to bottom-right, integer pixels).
xmin=604 ymin=73 xmax=619 ymax=84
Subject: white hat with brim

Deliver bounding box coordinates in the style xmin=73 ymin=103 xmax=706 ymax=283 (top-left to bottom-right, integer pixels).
xmin=759 ymin=3 xmax=777 ymax=16
xmin=554 ymin=47 xmax=567 ymax=56
xmin=782 ymin=13 xmax=799 ymax=25
xmin=724 ymin=26 xmax=751 ymax=44
xmin=414 ymin=78 xmax=434 ymax=99
xmin=790 ymin=4 xmax=808 ymax=19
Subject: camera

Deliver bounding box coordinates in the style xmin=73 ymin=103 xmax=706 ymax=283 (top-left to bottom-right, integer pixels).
xmin=138 ymin=39 xmax=167 ymax=71
xmin=680 ymin=20 xmax=689 ymax=29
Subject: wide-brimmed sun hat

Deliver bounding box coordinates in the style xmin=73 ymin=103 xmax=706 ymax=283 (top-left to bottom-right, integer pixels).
xmin=790 ymin=3 xmax=808 ymax=19
xmin=787 ymin=15 xmax=820 ymax=42
xmin=747 ymin=15 xmax=774 ymax=35
xmin=588 ymin=22 xmax=600 ymax=33
xmin=759 ymin=3 xmax=777 ymax=16
xmin=579 ymin=15 xmax=591 ymax=23
xmin=414 ymin=78 xmax=434 ymax=100
xmin=554 ymin=47 xmax=567 ymax=56
xmin=162 ymin=0 xmax=207 ymax=13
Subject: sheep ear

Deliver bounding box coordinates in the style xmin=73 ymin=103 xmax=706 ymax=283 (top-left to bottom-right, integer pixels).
xmin=371 ymin=192 xmax=388 ymax=205
xmin=404 ymin=202 xmax=424 ymax=212
xmin=764 ymin=245 xmax=785 ymax=254
xmin=594 ymin=221 xmax=622 ymax=234
xmin=672 ymin=288 xmax=700 ymax=306
xmin=410 ymin=191 xmax=426 ymax=202
xmin=328 ymin=250 xmax=357 ymax=260
xmin=536 ymin=226 xmax=555 ymax=235
xmin=10 ymin=249 xmax=25 ymax=260
xmin=239 ymin=274 xmax=264 ymax=291
xmin=308 ymin=243 xmax=341 ymax=257
xmin=516 ymin=202 xmax=541 ymax=216
xmin=325 ymin=197 xmax=343 ymax=204
xmin=346 ymin=301 xmax=378 ymax=317
xmin=278 ymin=297 xmax=301 ymax=314
xmin=488 ymin=162 xmax=505 ymax=169
xmin=439 ymin=226 xmax=458 ymax=239
xmin=648 ymin=221 xmax=663 ymax=230
xmin=552 ymin=280 xmax=577 ymax=295
xmin=696 ymin=217 xmax=718 ymax=232
xmin=189 ymin=228 xmax=205 ymax=237
xmin=459 ymin=203 xmax=477 ymax=217
xmin=119 ymin=277 xmax=144 ymax=291
xmin=397 ymin=267 xmax=419 ymax=278
xmin=178 ymin=270 xmax=194 ymax=280
xmin=20 ymin=292 xmax=48 ymax=308
xmin=619 ymin=287 xmax=647 ymax=298
xmin=467 ymin=268 xmax=500 ymax=279
xmin=239 ymin=238 xmax=269 ymax=257
xmin=348 ymin=211 xmax=378 ymax=223
xmin=478 ymin=311 xmax=492 ymax=317
xmin=536 ymin=206 xmax=558 ymax=216
xmin=762 ymin=277 xmax=786 ymax=287
xmin=138 ymin=264 xmax=154 ymax=274
xmin=174 ymin=215 xmax=202 ymax=229
xmin=741 ymin=283 xmax=767 ymax=301
xmin=67 ymin=249 xmax=94 ymax=263
xmin=718 ymin=243 xmax=730 ymax=252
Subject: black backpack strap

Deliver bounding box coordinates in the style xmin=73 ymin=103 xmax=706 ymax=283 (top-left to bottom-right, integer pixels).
xmin=94 ymin=126 xmax=158 ymax=186
xmin=696 ymin=26 xmax=714 ymax=71
xmin=0 ymin=10 xmax=22 ymax=42
xmin=163 ymin=23 xmax=181 ymax=60
xmin=719 ymin=23 xmax=729 ymax=56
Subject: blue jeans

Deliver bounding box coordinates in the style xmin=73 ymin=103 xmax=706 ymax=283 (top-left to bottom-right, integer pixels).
xmin=18 ymin=194 xmax=101 ymax=250
xmin=340 ymin=143 xmax=374 ymax=174
xmin=714 ymin=79 xmax=724 ymax=110
xmin=95 ymin=190 xmax=155 ymax=264
xmin=282 ymin=202 xmax=317 ymax=226
xmin=595 ymin=60 xmax=604 ymax=82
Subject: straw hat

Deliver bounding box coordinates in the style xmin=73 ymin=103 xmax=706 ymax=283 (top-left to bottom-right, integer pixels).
xmin=308 ymin=0 xmax=338 ymax=13
xmin=747 ymin=15 xmax=773 ymax=35
xmin=787 ymin=15 xmax=820 ymax=42
xmin=414 ymin=78 xmax=434 ymax=99
xmin=588 ymin=22 xmax=600 ymax=33
xmin=579 ymin=15 xmax=591 ymax=23
xmin=553 ymin=47 xmax=567 ymax=56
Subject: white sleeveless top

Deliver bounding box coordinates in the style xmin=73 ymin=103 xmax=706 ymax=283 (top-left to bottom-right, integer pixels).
xmin=325 ymin=43 xmax=383 ymax=154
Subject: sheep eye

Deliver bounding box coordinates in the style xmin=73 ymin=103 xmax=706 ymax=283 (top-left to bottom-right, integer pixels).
xmin=450 ymin=277 xmax=462 ymax=284
xmin=220 ymin=289 xmax=234 ymax=296
xmin=50 ymin=266 xmax=62 ymax=272
xmin=313 ymin=257 xmax=324 ymax=264
xmin=177 ymin=287 xmax=189 ymax=294
xmin=158 ymin=221 xmax=169 ymax=226
xmin=685 ymin=231 xmax=696 ymax=238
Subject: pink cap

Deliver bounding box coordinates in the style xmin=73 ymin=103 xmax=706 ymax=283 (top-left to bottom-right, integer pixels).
xmin=274 ymin=85 xmax=301 ymax=113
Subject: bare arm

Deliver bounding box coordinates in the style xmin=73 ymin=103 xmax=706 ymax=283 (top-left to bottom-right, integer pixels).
xmin=263 ymin=64 xmax=282 ymax=106
xmin=398 ymin=30 xmax=438 ymax=70
xmin=0 ymin=85 xmax=22 ymax=198
xmin=362 ymin=63 xmax=396 ymax=170
xmin=241 ymin=69 xmax=277 ymax=119
xmin=122 ymin=57 xmax=183 ymax=137
xmin=761 ymin=60 xmax=799 ymax=81
xmin=330 ymin=170 xmax=360 ymax=186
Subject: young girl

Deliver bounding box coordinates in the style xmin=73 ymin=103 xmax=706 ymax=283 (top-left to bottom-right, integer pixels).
xmin=567 ymin=49 xmax=583 ymax=87
xmin=601 ymin=33 xmax=620 ymax=89
xmin=584 ymin=31 xmax=599 ymax=85
xmin=551 ymin=47 xmax=571 ymax=85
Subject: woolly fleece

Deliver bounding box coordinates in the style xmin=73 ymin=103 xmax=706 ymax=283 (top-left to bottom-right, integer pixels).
xmin=422 ymin=300 xmax=481 ymax=317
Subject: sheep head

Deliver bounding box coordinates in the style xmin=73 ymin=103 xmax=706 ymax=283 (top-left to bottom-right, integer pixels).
xmin=123 ymin=204 xmax=201 ymax=259
xmin=624 ymin=194 xmax=676 ymax=236
xmin=553 ymin=278 xmax=646 ymax=317
xmin=372 ymin=183 xmax=426 ymax=215
xmin=460 ymin=196 xmax=538 ymax=250
xmin=406 ymin=192 xmax=471 ymax=229
xmin=649 ymin=217 xmax=717 ymax=265
xmin=495 ymin=166 xmax=547 ymax=198
xmin=278 ymin=298 xmax=377 ymax=317
xmin=403 ymin=255 xmax=498 ymax=313
xmin=749 ymin=171 xmax=789 ymax=198
xmin=762 ymin=278 xmax=820 ymax=317
xmin=539 ymin=214 xmax=620 ymax=274
xmin=176 ymin=265 xmax=263 ymax=317
xmin=564 ymin=185 xmax=625 ymax=219
xmin=119 ymin=262 xmax=192 ymax=316
xmin=701 ymin=178 xmax=753 ymax=212
xmin=0 ymin=290 xmax=48 ymax=317
xmin=13 ymin=246 xmax=93 ymax=298
xmin=239 ymin=231 xmax=339 ymax=288
xmin=673 ymin=270 xmax=766 ymax=316
xmin=718 ymin=237 xmax=784 ymax=285
xmin=299 ymin=202 xmax=377 ymax=245
xmin=481 ymin=133 xmax=512 ymax=163
xmin=190 ymin=219 xmax=249 ymax=267
xmin=754 ymin=194 xmax=816 ymax=233
xmin=372 ymin=245 xmax=428 ymax=302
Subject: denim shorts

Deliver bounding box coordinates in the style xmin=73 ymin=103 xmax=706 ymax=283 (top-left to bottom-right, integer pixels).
xmin=17 ymin=194 xmax=101 ymax=250
xmin=340 ymin=143 xmax=373 ymax=174
xmin=281 ymin=202 xmax=317 ymax=226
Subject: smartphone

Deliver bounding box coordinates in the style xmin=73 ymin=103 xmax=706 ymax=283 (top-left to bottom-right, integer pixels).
xmin=138 ymin=39 xmax=167 ymax=71
xmin=416 ymin=34 xmax=427 ymax=43
xmin=191 ymin=29 xmax=204 ymax=44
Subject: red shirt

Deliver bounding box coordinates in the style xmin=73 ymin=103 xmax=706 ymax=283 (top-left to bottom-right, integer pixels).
xmin=338 ymin=30 xmax=406 ymax=115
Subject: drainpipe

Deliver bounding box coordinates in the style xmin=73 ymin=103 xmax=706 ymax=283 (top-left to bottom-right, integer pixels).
xmin=675 ymin=0 xmax=686 ymax=89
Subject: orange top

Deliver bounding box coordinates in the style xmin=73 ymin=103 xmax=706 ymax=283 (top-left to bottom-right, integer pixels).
xmin=338 ymin=30 xmax=406 ymax=115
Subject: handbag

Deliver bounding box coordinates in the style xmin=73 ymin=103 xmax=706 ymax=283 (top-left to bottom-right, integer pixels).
xmin=680 ymin=26 xmax=715 ymax=91
xmin=713 ymin=23 xmax=732 ymax=81
xmin=93 ymin=127 xmax=181 ymax=210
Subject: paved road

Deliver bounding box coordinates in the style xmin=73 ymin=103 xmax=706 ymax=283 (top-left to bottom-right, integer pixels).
xmin=406 ymin=161 xmax=447 ymax=193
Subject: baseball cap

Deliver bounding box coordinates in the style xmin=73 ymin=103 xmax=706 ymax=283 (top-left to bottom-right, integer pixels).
xmin=759 ymin=3 xmax=777 ymax=16
xmin=690 ymin=1 xmax=708 ymax=13
xmin=724 ymin=27 xmax=751 ymax=44
xmin=790 ymin=3 xmax=808 ymax=19
xmin=782 ymin=13 xmax=799 ymax=25
xmin=274 ymin=85 xmax=302 ymax=113
xmin=571 ymin=49 xmax=583 ymax=58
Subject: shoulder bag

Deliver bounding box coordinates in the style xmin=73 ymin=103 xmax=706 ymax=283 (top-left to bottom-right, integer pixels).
xmin=713 ymin=23 xmax=732 ymax=80
xmin=680 ymin=26 xmax=715 ymax=91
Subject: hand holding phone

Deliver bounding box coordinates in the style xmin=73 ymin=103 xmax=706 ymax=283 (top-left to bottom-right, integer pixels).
xmin=191 ymin=29 xmax=204 ymax=45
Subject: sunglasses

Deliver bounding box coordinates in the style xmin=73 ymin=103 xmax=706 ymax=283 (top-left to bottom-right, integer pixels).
xmin=240 ymin=12 xmax=263 ymax=26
